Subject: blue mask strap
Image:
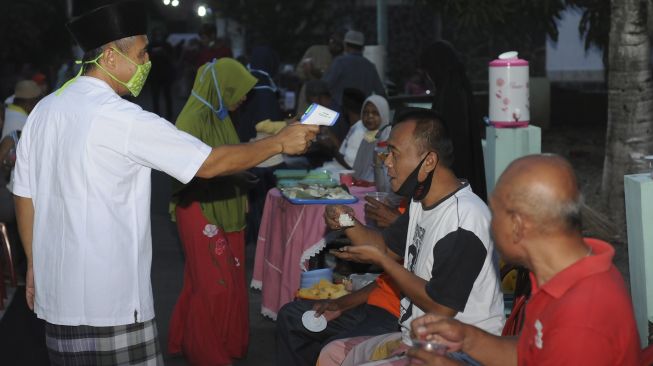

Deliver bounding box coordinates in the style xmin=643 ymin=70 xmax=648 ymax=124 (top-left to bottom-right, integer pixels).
xmin=248 ymin=66 xmax=278 ymax=92
xmin=191 ymin=59 xmax=228 ymax=120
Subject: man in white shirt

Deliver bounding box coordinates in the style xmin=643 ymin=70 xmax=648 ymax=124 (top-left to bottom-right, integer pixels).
xmin=1 ymin=80 xmax=41 ymax=139
xmin=12 ymin=2 xmax=317 ymax=365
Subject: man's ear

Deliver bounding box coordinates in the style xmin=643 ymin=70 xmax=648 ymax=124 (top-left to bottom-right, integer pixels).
xmin=421 ymin=151 xmax=439 ymax=176
xmin=101 ymin=46 xmax=116 ymax=70
xmin=417 ymin=151 xmax=440 ymax=182
xmin=511 ymin=211 xmax=524 ymax=245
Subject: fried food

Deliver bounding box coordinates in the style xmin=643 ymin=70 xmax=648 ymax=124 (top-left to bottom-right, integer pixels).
xmin=297 ymin=279 xmax=349 ymax=299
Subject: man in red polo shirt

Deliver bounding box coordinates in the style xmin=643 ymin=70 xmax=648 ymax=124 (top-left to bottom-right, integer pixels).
xmin=407 ymin=154 xmax=642 ymax=365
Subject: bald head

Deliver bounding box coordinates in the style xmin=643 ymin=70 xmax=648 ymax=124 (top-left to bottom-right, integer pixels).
xmin=494 ymin=154 xmax=582 ymax=234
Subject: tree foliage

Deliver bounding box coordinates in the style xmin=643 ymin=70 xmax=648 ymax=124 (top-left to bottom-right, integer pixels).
xmin=0 ymin=0 xmax=71 ymax=67
xmin=434 ymin=0 xmax=565 ymax=42
xmin=567 ymin=0 xmax=611 ymax=52
xmin=209 ymin=0 xmax=347 ymax=61
xmin=415 ymin=0 xmax=567 ymax=78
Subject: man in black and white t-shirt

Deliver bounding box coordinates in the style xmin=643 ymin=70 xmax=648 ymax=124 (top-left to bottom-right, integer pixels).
xmin=396 ymin=182 xmax=504 ymax=342
xmin=319 ymin=108 xmax=504 ymax=365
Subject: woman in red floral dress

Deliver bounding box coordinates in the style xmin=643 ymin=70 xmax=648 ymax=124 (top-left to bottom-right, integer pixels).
xmin=168 ymin=58 xmax=256 ymax=365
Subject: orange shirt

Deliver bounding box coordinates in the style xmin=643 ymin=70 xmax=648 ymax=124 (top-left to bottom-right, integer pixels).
xmin=366 ymin=273 xmax=401 ymax=318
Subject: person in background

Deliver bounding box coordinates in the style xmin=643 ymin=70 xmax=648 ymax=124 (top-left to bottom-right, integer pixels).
xmin=234 ymin=45 xmax=282 ymax=143
xmin=0 ymin=102 xmax=4 ymax=133
xmin=340 ymin=95 xmax=391 ymax=182
xmin=295 ymin=31 xmax=344 ymax=114
xmin=178 ymin=38 xmax=201 ymax=97
xmin=404 ymin=69 xmax=429 ymax=96
xmin=305 ymin=80 xmax=337 ymax=117
xmin=322 ymin=29 xmax=385 ymax=106
xmin=1 ymin=80 xmax=41 ymax=139
xmin=419 ymin=41 xmax=487 ymax=201
xmin=407 ymin=155 xmax=642 ymax=366
xmin=232 ymin=45 xmax=285 ymax=245
xmin=1 ymin=130 xmax=20 ymax=201
xmin=328 ymin=31 xmax=345 ymax=59
xmin=1 ymin=129 xmax=24 ymax=277
xmin=337 ymin=87 xmax=367 ymax=143
xmin=276 ymin=208 xmax=405 ymax=366
xmin=12 ymin=2 xmax=317 ymax=364
xmin=279 ymin=274 xmax=400 ymax=366
xmin=148 ymin=28 xmax=175 ymax=120
xmin=301 ymin=79 xmax=345 ymax=168
xmin=3 ymin=64 xmax=39 ymax=107
xmin=31 ymin=73 xmax=49 ymax=96
xmin=196 ymin=23 xmax=232 ymax=67
xmin=55 ymin=58 xmax=76 ymax=89
xmin=168 ymin=58 xmax=263 ymax=366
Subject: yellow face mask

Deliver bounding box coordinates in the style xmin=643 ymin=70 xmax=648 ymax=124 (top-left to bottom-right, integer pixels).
xmin=95 ymin=47 xmax=151 ymax=97
xmin=56 ymin=47 xmax=152 ymax=97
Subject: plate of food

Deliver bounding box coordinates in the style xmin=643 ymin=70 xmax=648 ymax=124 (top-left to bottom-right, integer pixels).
xmin=281 ymin=185 xmax=357 ymax=204
xmin=277 ymin=178 xmax=340 ymax=189
xmin=296 ymin=279 xmax=349 ymax=300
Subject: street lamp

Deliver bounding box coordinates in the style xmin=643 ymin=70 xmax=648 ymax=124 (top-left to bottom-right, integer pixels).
xmin=171 ymin=0 xmax=179 ymax=7
xmin=197 ymin=5 xmax=207 ymax=17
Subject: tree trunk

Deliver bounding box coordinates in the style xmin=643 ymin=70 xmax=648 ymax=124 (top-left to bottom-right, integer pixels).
xmin=602 ymin=0 xmax=653 ymax=240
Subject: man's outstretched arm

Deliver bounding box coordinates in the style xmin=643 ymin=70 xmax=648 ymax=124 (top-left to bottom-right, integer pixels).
xmin=197 ymin=124 xmax=318 ymax=178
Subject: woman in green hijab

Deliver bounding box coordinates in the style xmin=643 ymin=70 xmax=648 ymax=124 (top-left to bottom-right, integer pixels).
xmin=168 ymin=58 xmax=257 ymax=366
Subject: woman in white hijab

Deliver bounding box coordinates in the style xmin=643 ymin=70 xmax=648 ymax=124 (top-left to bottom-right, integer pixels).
xmin=338 ymin=95 xmax=390 ymax=181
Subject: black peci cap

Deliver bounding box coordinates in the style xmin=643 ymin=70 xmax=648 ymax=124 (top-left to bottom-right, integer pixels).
xmin=66 ymin=0 xmax=147 ymax=52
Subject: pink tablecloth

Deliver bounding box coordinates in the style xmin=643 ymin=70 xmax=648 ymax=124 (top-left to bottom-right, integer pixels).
xmin=250 ymin=186 xmax=373 ymax=320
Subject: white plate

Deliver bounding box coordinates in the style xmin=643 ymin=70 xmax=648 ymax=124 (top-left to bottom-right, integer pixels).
xmin=302 ymin=310 xmax=327 ymax=332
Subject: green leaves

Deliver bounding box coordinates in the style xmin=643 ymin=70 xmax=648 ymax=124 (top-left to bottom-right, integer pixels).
xmin=568 ymin=0 xmax=611 ymax=51
xmin=213 ymin=0 xmax=337 ymax=61
xmin=420 ymin=0 xmax=565 ymax=40
xmin=0 ymin=0 xmax=71 ymax=65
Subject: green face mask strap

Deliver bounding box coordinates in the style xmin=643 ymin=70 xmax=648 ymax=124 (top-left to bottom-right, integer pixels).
xmin=93 ymin=61 xmax=130 ymax=89
xmin=56 ymin=47 xmax=150 ymax=97
xmin=94 ymin=47 xmax=151 ymax=97
xmin=111 ymin=47 xmax=138 ymax=66
xmin=86 ymin=48 xmax=134 ymax=89
xmin=55 ymin=53 xmax=104 ymax=96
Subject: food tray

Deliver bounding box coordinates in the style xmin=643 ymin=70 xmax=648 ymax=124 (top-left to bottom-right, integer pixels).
xmin=274 ymin=169 xmax=309 ymax=179
xmin=281 ymin=192 xmax=358 ymax=205
xmin=277 ymin=178 xmax=339 ymax=188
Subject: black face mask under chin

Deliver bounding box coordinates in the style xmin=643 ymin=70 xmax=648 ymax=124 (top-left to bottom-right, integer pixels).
xmin=395 ymin=153 xmax=436 ymax=200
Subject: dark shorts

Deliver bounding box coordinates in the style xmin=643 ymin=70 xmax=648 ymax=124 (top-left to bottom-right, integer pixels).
xmin=44 ymin=319 xmax=163 ymax=366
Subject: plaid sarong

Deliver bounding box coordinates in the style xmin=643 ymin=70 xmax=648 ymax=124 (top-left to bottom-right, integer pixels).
xmin=45 ymin=319 xmax=164 ymax=365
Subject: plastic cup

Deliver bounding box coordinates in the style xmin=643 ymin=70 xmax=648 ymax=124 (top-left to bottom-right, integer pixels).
xmin=340 ymin=173 xmax=354 ymax=186
xmin=411 ymin=339 xmax=447 ymax=355
xmin=385 ymin=193 xmax=404 ymax=208
xmin=365 ymin=191 xmax=389 ymax=204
